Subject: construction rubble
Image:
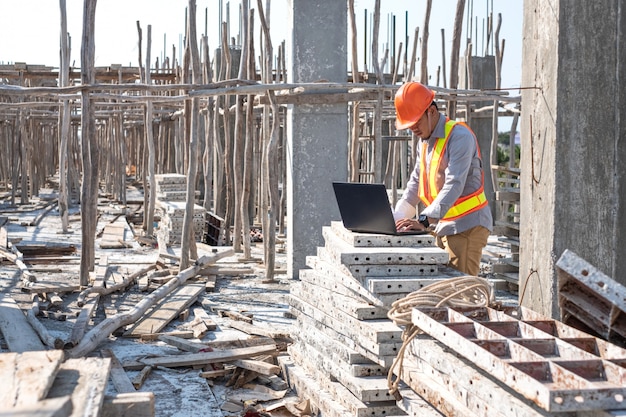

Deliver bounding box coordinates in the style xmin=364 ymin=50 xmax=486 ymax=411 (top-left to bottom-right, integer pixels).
xmin=1 ymin=191 xmax=626 ymax=417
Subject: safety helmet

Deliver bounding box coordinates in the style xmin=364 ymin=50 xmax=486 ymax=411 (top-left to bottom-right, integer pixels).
xmin=394 ymin=81 xmax=436 ymax=130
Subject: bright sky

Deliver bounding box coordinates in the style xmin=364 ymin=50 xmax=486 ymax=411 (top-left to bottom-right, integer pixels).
xmin=0 ymin=0 xmax=522 ymax=89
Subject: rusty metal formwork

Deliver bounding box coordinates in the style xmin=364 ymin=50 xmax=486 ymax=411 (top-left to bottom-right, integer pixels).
xmin=411 ymin=305 xmax=626 ymax=413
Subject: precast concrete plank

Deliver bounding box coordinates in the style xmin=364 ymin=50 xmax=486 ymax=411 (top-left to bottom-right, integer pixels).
xmin=330 ymin=221 xmax=435 ymax=248
xmin=322 ymin=226 xmax=449 ymax=266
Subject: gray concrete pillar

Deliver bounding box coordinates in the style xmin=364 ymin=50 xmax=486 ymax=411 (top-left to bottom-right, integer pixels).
xmin=459 ymin=55 xmax=497 ymax=224
xmin=520 ymin=1 xmax=626 ymax=317
xmin=286 ymin=0 xmax=348 ymax=278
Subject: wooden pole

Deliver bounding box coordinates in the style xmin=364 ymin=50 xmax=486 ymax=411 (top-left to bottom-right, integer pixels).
xmin=79 ymin=0 xmax=98 ymax=287
xmin=257 ymin=0 xmax=278 ymax=282
xmin=180 ymin=0 xmax=202 ymax=269
xmin=441 ymin=29 xmax=447 ymax=88
xmin=448 ymin=0 xmax=466 ymax=118
xmin=371 ymin=0 xmax=382 ymax=84
xmin=241 ymin=6 xmax=255 ymax=260
xmin=348 ymin=0 xmax=360 ymax=182
xmin=58 ymin=0 xmax=70 ymax=233
xmin=145 ymin=25 xmax=156 ymax=237
xmin=232 ymin=0 xmax=250 ymax=254
xmin=420 ymin=0 xmax=432 ymax=84
xmin=408 ymin=27 xmax=419 ymax=82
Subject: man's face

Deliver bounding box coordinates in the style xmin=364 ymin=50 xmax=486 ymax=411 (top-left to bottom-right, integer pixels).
xmin=408 ymin=105 xmax=435 ymax=139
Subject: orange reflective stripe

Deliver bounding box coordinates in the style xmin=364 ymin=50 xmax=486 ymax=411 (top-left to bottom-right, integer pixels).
xmin=418 ymin=119 xmax=487 ymax=221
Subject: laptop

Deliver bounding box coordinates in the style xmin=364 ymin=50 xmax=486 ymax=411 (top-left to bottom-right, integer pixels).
xmin=332 ymin=181 xmax=427 ymax=236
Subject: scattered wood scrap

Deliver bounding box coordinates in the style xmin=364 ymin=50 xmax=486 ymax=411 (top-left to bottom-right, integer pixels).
xmin=123 ymin=282 xmax=205 ymax=337
xmin=67 ymin=247 xmax=235 ymax=358
xmin=121 ymin=344 xmax=278 ymax=371
xmin=0 ymin=293 xmax=46 ymax=352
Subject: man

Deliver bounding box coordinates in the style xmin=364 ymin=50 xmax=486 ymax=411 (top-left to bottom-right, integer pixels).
xmin=392 ymin=81 xmax=492 ymax=276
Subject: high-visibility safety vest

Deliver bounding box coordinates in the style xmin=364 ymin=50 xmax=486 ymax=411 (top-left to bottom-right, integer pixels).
xmin=418 ymin=119 xmax=488 ymax=221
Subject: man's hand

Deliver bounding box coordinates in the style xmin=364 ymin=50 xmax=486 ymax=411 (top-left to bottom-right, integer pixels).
xmin=395 ymin=218 xmax=426 ymax=232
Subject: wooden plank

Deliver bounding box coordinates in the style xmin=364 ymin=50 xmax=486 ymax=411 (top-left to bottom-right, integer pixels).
xmin=139 ymin=330 xmax=194 ymax=341
xmin=191 ymin=306 xmax=217 ymax=331
xmin=0 ymin=350 xmax=65 ymax=408
xmin=121 ymin=344 xmax=278 ymax=370
xmin=101 ymin=392 xmax=155 ymax=417
xmin=124 ymin=282 xmax=205 ymax=337
xmin=66 ymin=296 xmax=99 ymax=348
xmin=47 ymin=357 xmax=111 ymax=417
xmin=228 ymin=320 xmax=290 ymax=339
xmin=131 ymin=366 xmax=153 ymax=390
xmin=0 ymin=395 xmax=73 ymax=417
xmin=0 ymin=293 xmax=46 ymax=352
xmin=158 ymin=334 xmax=210 ymax=353
xmin=230 ymin=358 xmax=280 ymax=376
xmin=101 ymin=349 xmax=136 ymax=394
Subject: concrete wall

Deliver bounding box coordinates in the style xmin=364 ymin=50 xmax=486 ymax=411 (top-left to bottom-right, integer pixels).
xmin=520 ymin=1 xmax=626 ymax=317
xmin=286 ymin=0 xmax=348 ymax=277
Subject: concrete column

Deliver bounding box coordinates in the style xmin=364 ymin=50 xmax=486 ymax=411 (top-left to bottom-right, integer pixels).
xmin=520 ymin=1 xmax=626 ymax=317
xmin=286 ymin=0 xmax=348 ymax=277
xmin=459 ymin=55 xmax=497 ymax=223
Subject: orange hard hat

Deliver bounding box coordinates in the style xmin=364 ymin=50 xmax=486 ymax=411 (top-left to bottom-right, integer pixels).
xmin=394 ymin=82 xmax=436 ymax=130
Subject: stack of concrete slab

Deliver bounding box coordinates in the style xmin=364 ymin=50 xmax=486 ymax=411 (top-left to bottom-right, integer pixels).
xmin=154 ymin=173 xmax=187 ymax=202
xmin=157 ymin=200 xmax=205 ymax=245
xmin=281 ymin=221 xmax=455 ymax=417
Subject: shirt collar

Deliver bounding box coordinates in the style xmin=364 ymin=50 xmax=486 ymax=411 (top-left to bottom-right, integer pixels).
xmin=430 ymin=113 xmax=447 ymax=139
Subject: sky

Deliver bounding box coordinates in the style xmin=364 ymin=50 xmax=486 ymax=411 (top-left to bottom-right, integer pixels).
xmin=0 ymin=0 xmax=522 ymax=90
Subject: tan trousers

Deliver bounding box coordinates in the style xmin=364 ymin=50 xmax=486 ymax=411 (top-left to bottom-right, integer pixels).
xmin=436 ymin=226 xmax=490 ymax=276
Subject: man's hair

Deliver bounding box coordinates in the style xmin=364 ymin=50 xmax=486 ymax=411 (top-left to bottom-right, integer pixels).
xmin=431 ymin=101 xmax=438 ymax=110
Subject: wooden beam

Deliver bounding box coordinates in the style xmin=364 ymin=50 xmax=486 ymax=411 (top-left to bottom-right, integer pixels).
xmin=121 ymin=344 xmax=277 ymax=370
xmin=0 ymin=293 xmax=46 ymax=352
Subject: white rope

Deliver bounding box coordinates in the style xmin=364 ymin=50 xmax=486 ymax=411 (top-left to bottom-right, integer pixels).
xmin=386 ymin=275 xmax=494 ymax=399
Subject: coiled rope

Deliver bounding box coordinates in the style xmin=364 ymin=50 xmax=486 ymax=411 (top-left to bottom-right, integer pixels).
xmin=386 ymin=275 xmax=494 ymax=399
